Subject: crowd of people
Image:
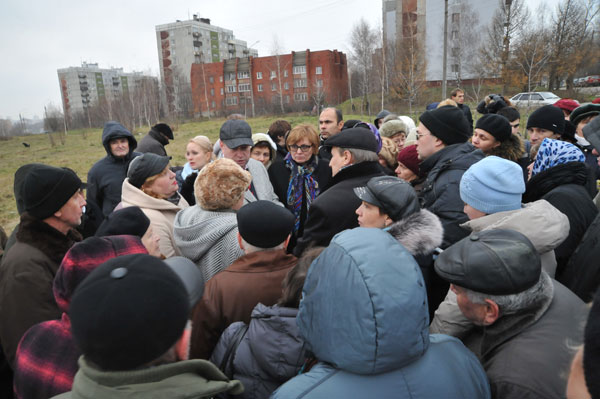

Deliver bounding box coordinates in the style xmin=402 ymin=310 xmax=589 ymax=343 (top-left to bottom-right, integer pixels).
xmin=0 ymin=90 xmax=600 ymax=398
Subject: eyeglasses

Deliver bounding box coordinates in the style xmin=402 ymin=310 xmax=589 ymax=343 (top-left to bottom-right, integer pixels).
xmin=416 ymin=132 xmax=430 ymax=140
xmin=289 ymin=144 xmax=313 ymax=152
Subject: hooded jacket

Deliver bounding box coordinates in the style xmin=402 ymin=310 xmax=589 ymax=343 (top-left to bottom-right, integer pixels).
xmin=137 ymin=128 xmax=169 ymax=156
xmin=210 ymin=304 xmax=306 ymax=399
xmin=13 ymin=236 xmax=147 ymax=399
xmin=87 ymin=122 xmax=139 ymax=219
xmin=273 ymin=228 xmax=491 ymax=399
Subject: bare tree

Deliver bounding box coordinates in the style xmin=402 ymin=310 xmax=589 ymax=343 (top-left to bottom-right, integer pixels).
xmin=512 ymin=24 xmax=552 ymax=92
xmin=449 ymin=5 xmax=481 ymax=86
xmin=391 ymin=20 xmax=426 ymax=114
xmin=349 ymin=18 xmax=377 ymax=115
xmin=266 ymin=35 xmax=289 ymax=114
xmin=0 ymin=118 xmax=12 ymax=138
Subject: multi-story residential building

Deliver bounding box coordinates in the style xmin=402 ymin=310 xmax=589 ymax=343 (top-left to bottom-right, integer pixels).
xmin=190 ymin=49 xmax=348 ymax=117
xmin=57 ymin=62 xmax=158 ymax=121
xmin=155 ymin=15 xmax=258 ymax=114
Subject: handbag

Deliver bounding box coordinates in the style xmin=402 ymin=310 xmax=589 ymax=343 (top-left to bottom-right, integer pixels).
xmin=218 ymin=323 xmax=249 ymax=379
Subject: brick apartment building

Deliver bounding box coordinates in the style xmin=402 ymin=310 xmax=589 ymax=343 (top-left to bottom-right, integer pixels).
xmin=190 ymin=49 xmax=349 ymax=117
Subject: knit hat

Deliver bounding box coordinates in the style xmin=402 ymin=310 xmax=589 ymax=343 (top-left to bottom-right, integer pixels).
xmin=396 ymin=145 xmax=420 ymax=176
xmin=553 ymin=98 xmax=580 ymax=114
xmin=570 ymin=103 xmax=600 ymax=126
xmin=531 ymin=138 xmax=585 ymax=177
xmin=354 ymin=176 xmax=420 ymax=222
xmin=69 ymin=254 xmax=190 ymax=371
xmin=127 ymin=153 xmax=171 ymax=188
xmin=163 ymin=256 xmax=205 ymax=307
xmin=526 ymin=105 xmax=565 ymax=135
xmin=95 ymin=206 xmax=150 ymax=238
xmin=419 ymin=105 xmax=471 ymax=145
xmin=237 ymin=200 xmax=295 ymax=248
xmin=475 ymin=114 xmax=511 ymax=142
xmin=194 ymin=158 xmax=251 ymax=210
xmin=152 ymin=123 xmax=174 ymax=140
xmin=324 ymin=127 xmax=379 ymax=153
xmin=379 ymin=119 xmax=408 ymax=138
xmin=342 ymin=119 xmax=361 ymax=130
xmin=23 ymin=164 xmax=85 ymax=219
xmin=14 ymin=163 xmax=45 ymax=215
xmin=584 ymin=289 xmax=600 ymax=398
xmin=252 ymin=133 xmax=276 ymax=151
xmin=561 ymin=120 xmax=577 ymax=142
xmin=460 ymin=156 xmax=525 ymax=214
xmin=220 ymin=119 xmax=253 ymax=149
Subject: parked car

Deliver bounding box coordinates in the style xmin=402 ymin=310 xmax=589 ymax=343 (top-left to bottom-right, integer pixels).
xmin=583 ymin=75 xmax=600 ymax=87
xmin=510 ymin=92 xmax=561 ymax=107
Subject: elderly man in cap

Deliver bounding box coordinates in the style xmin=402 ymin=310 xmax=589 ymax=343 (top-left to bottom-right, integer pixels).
xmin=219 ymin=119 xmax=281 ymax=205
xmin=416 ymin=105 xmax=484 ymax=247
xmin=293 ymin=127 xmax=385 ymax=256
xmin=52 ymin=253 xmax=242 ymax=398
xmin=190 ymin=200 xmax=297 ymax=360
xmin=435 ymin=229 xmax=588 ymax=399
xmin=0 ymin=164 xmax=86 ymax=367
xmin=137 ymin=123 xmax=174 ymax=156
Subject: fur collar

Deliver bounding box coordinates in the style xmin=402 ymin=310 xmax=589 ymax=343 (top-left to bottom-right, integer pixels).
xmin=16 ymin=213 xmax=82 ymax=264
xmin=387 ymin=209 xmax=443 ymax=255
xmin=487 ymin=133 xmax=524 ymax=162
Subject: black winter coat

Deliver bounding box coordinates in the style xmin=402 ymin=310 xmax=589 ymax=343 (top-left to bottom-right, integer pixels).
xmin=293 ymin=161 xmax=384 ymax=256
xmin=419 ymin=143 xmax=484 ymax=248
xmin=523 ymin=162 xmax=598 ymax=281
xmin=458 ymin=104 xmax=473 ymax=132
xmin=137 ymin=129 xmax=169 ymax=156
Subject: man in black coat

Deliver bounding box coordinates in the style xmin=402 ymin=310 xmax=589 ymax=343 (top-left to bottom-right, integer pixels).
xmin=136 ymin=123 xmax=173 ymax=156
xmin=451 ymin=89 xmax=473 ymax=133
xmin=293 ymin=128 xmax=384 ymax=256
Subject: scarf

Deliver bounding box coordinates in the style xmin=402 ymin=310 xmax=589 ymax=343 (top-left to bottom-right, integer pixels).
xmin=285 ymin=153 xmax=319 ymax=232
xmin=532 ymin=138 xmax=585 ymax=176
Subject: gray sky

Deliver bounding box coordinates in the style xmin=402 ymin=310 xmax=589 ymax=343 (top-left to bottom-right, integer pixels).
xmin=0 ymin=0 xmax=556 ymax=120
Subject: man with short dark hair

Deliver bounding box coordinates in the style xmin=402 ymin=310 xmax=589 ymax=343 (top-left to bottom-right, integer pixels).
xmin=526 ymin=104 xmax=565 ymax=145
xmin=451 ymin=88 xmax=473 ymax=132
xmin=318 ymin=107 xmax=343 ymax=160
xmin=137 ymin=123 xmax=174 ymax=156
xmin=268 ymin=119 xmax=291 ymax=163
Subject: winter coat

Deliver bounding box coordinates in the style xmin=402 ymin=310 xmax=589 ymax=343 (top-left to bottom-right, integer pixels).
xmin=120 ymin=178 xmax=188 ymax=258
xmin=386 ymin=209 xmax=446 ymax=320
xmin=13 ymin=236 xmax=147 ymax=399
xmin=273 ymin=228 xmax=491 ymax=399
xmin=210 ymin=304 xmax=306 ymax=399
xmin=293 ymin=161 xmax=384 ymax=256
xmin=523 ymin=162 xmax=598 ymax=280
xmin=190 ymin=249 xmax=296 ymax=360
xmin=244 ymin=158 xmax=282 ymax=205
xmin=419 ymin=143 xmax=484 ymax=248
xmin=464 ymin=277 xmax=587 ymax=399
xmin=458 ymin=103 xmax=473 ymax=132
xmin=136 ymin=128 xmax=169 ymax=156
xmin=51 ymin=356 xmax=243 ymax=399
xmin=173 ymin=207 xmax=244 ymax=282
xmin=430 ymin=200 xmax=570 ymax=338
xmin=0 ymin=213 xmax=81 ymax=368
xmin=86 ymin=122 xmax=139 ymax=219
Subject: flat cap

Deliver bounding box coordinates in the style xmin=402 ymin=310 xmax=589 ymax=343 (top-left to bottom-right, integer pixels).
xmin=127 ymin=153 xmax=170 ymax=188
xmin=220 ymin=119 xmax=253 ymax=149
xmin=237 ymin=200 xmax=295 ymax=248
xmin=434 ymin=229 xmax=541 ymax=295
xmin=354 ymin=176 xmax=420 ymax=222
xmin=323 ymin=127 xmax=378 ymax=153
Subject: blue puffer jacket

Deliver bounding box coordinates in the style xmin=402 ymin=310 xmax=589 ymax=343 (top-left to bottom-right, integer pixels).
xmin=272 ymin=228 xmax=490 ymax=399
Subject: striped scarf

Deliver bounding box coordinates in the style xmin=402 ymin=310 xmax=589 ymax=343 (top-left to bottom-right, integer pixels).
xmin=285 ymin=153 xmax=319 ymax=232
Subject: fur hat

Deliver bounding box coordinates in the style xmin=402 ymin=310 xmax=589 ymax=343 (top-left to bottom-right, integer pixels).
xmin=152 ymin=123 xmax=174 ymax=140
xmin=379 ymin=120 xmax=408 ymax=138
xmin=194 ymin=158 xmax=251 ymax=210
xmin=378 ymin=137 xmax=399 ymax=169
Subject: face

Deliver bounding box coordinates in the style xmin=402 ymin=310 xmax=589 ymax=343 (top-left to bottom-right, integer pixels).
xmin=275 ymin=135 xmax=285 ymax=147
xmin=452 ymin=91 xmax=465 ymax=104
xmin=576 ymin=115 xmax=596 ymax=138
xmin=319 ymin=109 xmax=343 ymax=140
xmin=528 ymin=127 xmax=558 ymax=145
xmin=329 ymin=147 xmax=350 ymax=177
xmin=416 ymin=122 xmax=438 ymax=160
xmin=510 ymin=119 xmax=520 ymax=135
xmin=109 ymin=137 xmax=129 ymax=158
xmin=356 ymin=201 xmax=390 ymax=228
xmin=55 ymin=189 xmax=86 ymax=228
xmin=221 ymin=142 xmax=251 ymax=169
xmin=141 ymin=224 xmax=161 ymax=257
xmin=186 ymin=143 xmax=212 ymax=171
xmin=463 ymin=203 xmax=487 ymax=220
xmin=250 ymin=145 xmax=271 ymax=167
xmin=146 ymin=167 xmax=178 ymax=199
xmin=566 ymin=347 xmax=591 ymax=399
xmin=390 ymin=133 xmax=406 ymax=151
xmin=472 ymin=128 xmax=501 ymax=153
xmin=395 ymin=162 xmax=417 ymax=182
xmin=451 ymin=284 xmax=489 ymax=326
xmin=289 ymin=137 xmax=314 ymax=164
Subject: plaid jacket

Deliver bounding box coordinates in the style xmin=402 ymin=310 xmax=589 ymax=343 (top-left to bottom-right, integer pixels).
xmin=13 ymin=235 xmax=148 ymax=399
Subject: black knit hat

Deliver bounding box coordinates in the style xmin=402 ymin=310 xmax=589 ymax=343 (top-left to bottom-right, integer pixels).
xmin=526 ymin=105 xmax=565 ymax=135
xmin=434 ymin=229 xmax=541 ymax=295
xmin=237 ymin=200 xmax=294 ymax=248
xmin=561 ymin=120 xmax=577 ymax=142
xmin=127 ymin=153 xmax=171 ymax=188
xmin=323 ymin=127 xmax=378 ymax=152
xmin=419 ymin=105 xmax=471 ymax=145
xmin=95 ymin=206 xmax=150 ymax=238
xmin=354 ymin=176 xmax=420 ymax=222
xmin=152 ymin=123 xmax=174 ymax=140
xmin=14 ymin=163 xmax=45 ymax=215
xmin=69 ymin=254 xmax=190 ymax=371
xmin=23 ymin=165 xmax=85 ymax=220
xmin=475 ymin=114 xmax=511 ymax=142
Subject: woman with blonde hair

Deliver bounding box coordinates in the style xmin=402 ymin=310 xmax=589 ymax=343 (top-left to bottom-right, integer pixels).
xmin=176 ymin=135 xmax=213 ymax=205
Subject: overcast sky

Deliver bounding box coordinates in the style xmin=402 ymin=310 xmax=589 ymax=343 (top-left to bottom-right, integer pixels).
xmin=1 ymin=0 xmax=556 ymax=120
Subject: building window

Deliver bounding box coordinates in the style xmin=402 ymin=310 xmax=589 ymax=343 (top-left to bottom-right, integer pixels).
xmin=284 ymin=95 xmax=290 ymax=104
xmin=284 ymin=70 xmax=288 ymax=77
xmin=270 ymin=70 xmax=277 ymax=79
xmin=238 ymin=83 xmax=251 ymax=92
xmin=210 ymin=88 xmax=215 ymax=96
xmin=237 ymin=71 xmax=249 ymax=79
xmin=451 ymin=47 xmax=459 ymax=57
xmin=209 ymin=76 xmax=214 ymax=83
xmin=293 ymin=65 xmax=306 ymax=74
xmin=220 ymin=88 xmax=224 ymax=95
xmin=219 ymin=76 xmax=223 ymax=82
xmin=451 ymin=13 xmax=460 ymax=23
xmin=451 ymin=30 xmax=458 ymax=40
xmin=294 ymin=93 xmax=308 ymax=102
xmin=226 ymin=85 xmax=236 ymax=93
xmin=211 ymin=101 xmax=216 ymax=108
xmin=316 ymin=79 xmax=323 ymax=88
xmin=256 ymin=71 xmax=263 ymax=79
xmin=315 ymin=66 xmax=322 ymax=74
xmin=226 ymin=96 xmax=238 ymax=105
xmin=258 ymin=84 xmax=263 ymax=92
xmin=451 ymin=64 xmax=459 ymax=73
xmin=271 ymin=82 xmax=277 ymax=91
xmin=226 ymin=73 xmax=236 ymax=81
xmin=294 ymin=79 xmax=307 ymax=88
xmin=284 ymin=82 xmax=289 ymax=90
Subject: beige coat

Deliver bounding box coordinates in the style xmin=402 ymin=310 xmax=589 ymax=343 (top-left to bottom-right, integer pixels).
xmin=121 ymin=178 xmax=188 ymax=258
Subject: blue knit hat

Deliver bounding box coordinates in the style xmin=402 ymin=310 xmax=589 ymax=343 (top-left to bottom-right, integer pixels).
xmin=460 ymin=156 xmax=525 ymax=214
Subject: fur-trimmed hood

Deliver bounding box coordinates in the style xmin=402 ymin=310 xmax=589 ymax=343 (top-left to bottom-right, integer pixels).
xmin=387 ymin=209 xmax=443 ymax=256
xmin=486 ymin=133 xmax=524 ymax=162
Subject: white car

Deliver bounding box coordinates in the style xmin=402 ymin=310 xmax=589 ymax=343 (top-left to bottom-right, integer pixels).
xmin=510 ymin=92 xmax=561 ymax=107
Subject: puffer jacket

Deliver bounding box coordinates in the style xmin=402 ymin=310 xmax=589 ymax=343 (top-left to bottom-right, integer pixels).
xmin=210 ymin=304 xmax=306 ymax=399
xmin=273 ymin=228 xmax=491 ymax=399
xmin=13 ymin=236 xmax=147 ymax=399
xmin=86 ymin=122 xmax=139 ymax=219
xmin=419 ymin=143 xmax=484 ymax=248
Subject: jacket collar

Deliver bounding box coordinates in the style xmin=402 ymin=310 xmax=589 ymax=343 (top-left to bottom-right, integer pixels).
xmin=227 ymin=249 xmax=296 ymax=273
xmin=326 ymin=161 xmax=382 ymax=190
xmin=523 ymin=162 xmax=588 ymax=203
xmin=149 ymin=129 xmax=169 ymax=145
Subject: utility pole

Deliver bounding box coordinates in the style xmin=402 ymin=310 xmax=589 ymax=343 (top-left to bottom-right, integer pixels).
xmin=442 ymin=0 xmax=448 ymax=99
xmin=501 ymin=0 xmax=513 ymax=94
